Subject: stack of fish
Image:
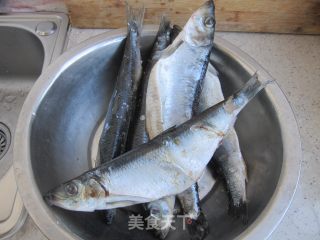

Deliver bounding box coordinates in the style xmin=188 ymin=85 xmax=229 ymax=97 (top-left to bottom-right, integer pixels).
xmin=44 ymin=1 xmax=272 ymax=240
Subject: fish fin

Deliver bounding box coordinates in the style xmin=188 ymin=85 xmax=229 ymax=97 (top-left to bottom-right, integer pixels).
xmin=233 ymin=72 xmax=273 ymax=106
xmin=186 ymin=211 xmax=209 ymax=240
xmin=126 ymin=3 xmax=145 ymax=33
xmin=223 ymin=73 xmax=273 ymax=115
xmin=158 ymin=15 xmax=171 ymax=37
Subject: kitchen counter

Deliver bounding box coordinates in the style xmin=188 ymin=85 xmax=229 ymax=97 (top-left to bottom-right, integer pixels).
xmin=10 ymin=29 xmax=320 ymax=240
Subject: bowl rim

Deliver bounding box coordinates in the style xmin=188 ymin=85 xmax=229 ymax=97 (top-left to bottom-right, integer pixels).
xmin=13 ymin=25 xmax=301 ymax=240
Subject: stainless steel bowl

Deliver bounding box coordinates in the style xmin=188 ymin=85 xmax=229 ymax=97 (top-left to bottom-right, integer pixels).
xmin=0 ymin=13 xmax=68 ymax=239
xmin=14 ymin=26 xmax=301 ymax=240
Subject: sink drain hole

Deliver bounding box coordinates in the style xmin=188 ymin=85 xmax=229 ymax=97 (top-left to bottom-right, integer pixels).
xmin=0 ymin=123 xmax=11 ymax=160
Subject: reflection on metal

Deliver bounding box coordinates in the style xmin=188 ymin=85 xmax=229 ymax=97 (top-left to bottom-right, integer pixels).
xmin=36 ymin=21 xmax=57 ymax=36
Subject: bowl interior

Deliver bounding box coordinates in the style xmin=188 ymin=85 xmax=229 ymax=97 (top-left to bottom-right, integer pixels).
xmin=30 ymin=34 xmax=282 ymax=240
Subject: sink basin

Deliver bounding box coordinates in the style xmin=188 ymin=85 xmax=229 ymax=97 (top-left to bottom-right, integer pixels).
xmin=14 ymin=27 xmax=301 ymax=240
xmin=0 ymin=13 xmax=69 ymax=238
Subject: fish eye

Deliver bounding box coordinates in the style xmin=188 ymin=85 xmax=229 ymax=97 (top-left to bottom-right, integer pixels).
xmin=65 ymin=182 xmax=78 ymax=196
xmin=204 ymin=17 xmax=215 ymax=28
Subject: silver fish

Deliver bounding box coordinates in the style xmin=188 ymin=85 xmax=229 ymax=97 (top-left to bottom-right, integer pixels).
xmin=98 ymin=5 xmax=144 ymax=223
xmin=44 ymin=74 xmax=270 ymax=215
xmin=214 ymin=129 xmax=247 ymax=221
xmin=129 ymin=16 xmax=174 ymax=239
xmin=146 ymin=1 xmax=215 ymax=135
xmin=146 ymin=1 xmax=215 ymax=238
xmin=199 ymin=64 xmax=248 ymax=222
xmin=130 ymin=15 xmax=171 ymax=151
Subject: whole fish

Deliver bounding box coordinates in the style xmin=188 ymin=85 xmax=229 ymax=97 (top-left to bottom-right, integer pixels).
xmin=199 ymin=64 xmax=248 ymax=222
xmin=45 ymin=74 xmax=270 ymax=217
xmin=131 ymin=19 xmax=216 ymax=239
xmin=146 ymin=1 xmax=215 ymax=238
xmin=128 ymin=16 xmax=174 ymax=239
xmin=214 ymin=129 xmax=247 ymax=220
xmin=146 ymin=0 xmax=215 ymax=136
xmin=98 ymin=5 xmax=144 ymax=223
xmin=170 ymin=22 xmax=219 ymax=240
xmin=130 ymin=15 xmax=171 ymax=150
xmin=169 ymin=25 xmax=247 ymax=231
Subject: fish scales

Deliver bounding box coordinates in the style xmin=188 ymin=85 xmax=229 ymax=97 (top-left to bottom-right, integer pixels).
xmin=45 ymin=73 xmax=270 ymax=214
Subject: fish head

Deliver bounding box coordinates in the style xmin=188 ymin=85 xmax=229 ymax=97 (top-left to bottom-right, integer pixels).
xmin=183 ymin=0 xmax=215 ymax=47
xmin=44 ymin=174 xmax=108 ymax=212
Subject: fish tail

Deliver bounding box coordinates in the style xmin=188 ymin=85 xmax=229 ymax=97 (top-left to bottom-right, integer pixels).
xmin=239 ymin=72 xmax=272 ymax=100
xmin=126 ymin=3 xmax=145 ymax=33
xmin=158 ymin=15 xmax=171 ymax=36
xmin=186 ymin=211 xmax=209 ymax=239
xmin=230 ymin=73 xmax=273 ymax=112
xmin=229 ymin=199 xmax=248 ymax=225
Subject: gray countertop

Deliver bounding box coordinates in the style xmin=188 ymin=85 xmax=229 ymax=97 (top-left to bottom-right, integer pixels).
xmin=10 ymin=29 xmax=320 ymax=240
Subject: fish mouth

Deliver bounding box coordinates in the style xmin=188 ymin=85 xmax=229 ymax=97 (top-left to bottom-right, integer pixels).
xmin=202 ymin=0 xmax=215 ymax=17
xmin=44 ymin=192 xmax=67 ymax=206
xmin=205 ymin=0 xmax=215 ymax=10
xmin=44 ymin=192 xmax=57 ymax=206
